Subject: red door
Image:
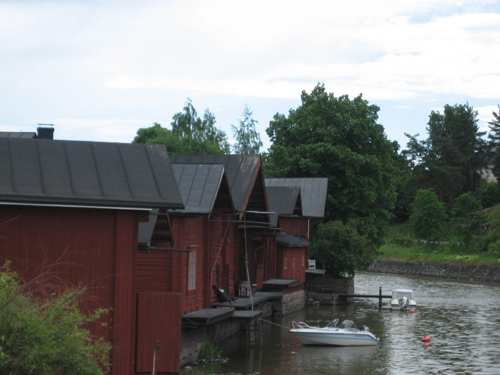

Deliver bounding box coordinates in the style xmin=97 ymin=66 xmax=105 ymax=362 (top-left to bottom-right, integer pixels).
xmin=136 ymin=292 xmax=182 ymax=374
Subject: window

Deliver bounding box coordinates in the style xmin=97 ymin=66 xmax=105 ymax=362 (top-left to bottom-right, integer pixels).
xmin=284 ymin=258 xmax=288 ymax=270
xmin=292 ymin=258 xmax=296 ymax=269
xmin=188 ymin=251 xmax=196 ymax=290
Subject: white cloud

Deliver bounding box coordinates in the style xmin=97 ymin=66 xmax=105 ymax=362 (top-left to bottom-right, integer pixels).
xmin=1 ymin=0 xmax=500 ymax=147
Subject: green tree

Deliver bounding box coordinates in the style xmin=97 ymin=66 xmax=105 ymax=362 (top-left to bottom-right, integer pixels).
xmin=410 ymin=189 xmax=447 ymax=245
xmin=310 ymin=220 xmax=377 ymax=278
xmin=487 ymin=105 xmax=500 ymax=178
xmin=231 ymin=105 xmax=263 ymax=154
xmin=474 ymin=182 xmax=500 ymax=208
xmin=0 ymin=263 xmax=111 ymax=375
xmin=404 ymin=104 xmax=488 ymax=203
xmin=133 ymin=99 xmax=230 ymax=155
xmin=265 ymin=83 xmax=399 ymax=245
xmin=451 ymin=192 xmax=483 ymax=248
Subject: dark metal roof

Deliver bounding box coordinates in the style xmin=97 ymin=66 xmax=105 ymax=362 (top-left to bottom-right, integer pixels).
xmin=265 ymin=178 xmax=328 ymax=217
xmin=0 ymin=138 xmax=184 ymax=209
xmin=266 ymin=186 xmax=300 ymax=227
xmin=276 ymin=233 xmax=310 ymax=247
xmin=169 ymin=155 xmax=261 ymax=212
xmin=0 ymin=131 xmax=37 ymax=139
xmin=170 ymin=164 xmax=225 ymax=214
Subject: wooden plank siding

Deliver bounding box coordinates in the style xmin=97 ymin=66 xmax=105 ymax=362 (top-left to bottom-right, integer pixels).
xmin=263 ymin=236 xmax=278 ymax=282
xmin=0 ymin=204 xmax=142 ymax=375
xmin=136 ymin=253 xmax=173 ymax=293
xmin=279 ymin=216 xmax=310 ymax=241
xmin=135 ymin=292 xmax=182 ymax=374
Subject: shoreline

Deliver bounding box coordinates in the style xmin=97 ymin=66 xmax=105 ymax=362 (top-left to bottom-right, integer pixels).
xmin=366 ymin=259 xmax=500 ymax=284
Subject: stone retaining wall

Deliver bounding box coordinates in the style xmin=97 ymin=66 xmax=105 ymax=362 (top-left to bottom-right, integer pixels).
xmin=305 ymin=273 xmax=354 ymax=305
xmin=368 ymin=259 xmax=500 ymax=284
xmin=272 ymin=290 xmax=306 ymax=316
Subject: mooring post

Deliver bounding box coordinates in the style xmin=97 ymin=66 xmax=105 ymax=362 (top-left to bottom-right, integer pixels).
xmin=379 ymin=286 xmax=382 ymax=308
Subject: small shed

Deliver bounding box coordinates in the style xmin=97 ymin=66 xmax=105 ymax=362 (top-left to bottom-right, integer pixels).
xmin=137 ymin=163 xmax=236 ymax=314
xmin=265 ymin=178 xmax=328 ymax=291
xmin=0 ymin=137 xmax=183 ymax=375
xmin=169 ymin=155 xmax=276 ymax=289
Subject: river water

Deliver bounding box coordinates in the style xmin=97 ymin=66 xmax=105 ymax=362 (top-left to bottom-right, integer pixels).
xmin=183 ymin=272 xmax=500 ymax=375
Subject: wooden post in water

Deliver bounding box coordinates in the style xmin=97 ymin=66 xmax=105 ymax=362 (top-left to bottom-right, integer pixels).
xmin=379 ymin=286 xmax=382 ymax=309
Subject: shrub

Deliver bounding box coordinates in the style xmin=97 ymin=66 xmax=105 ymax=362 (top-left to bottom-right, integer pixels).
xmin=0 ymin=263 xmax=111 ymax=375
xmin=389 ymin=235 xmax=413 ymax=247
xmin=199 ymin=343 xmax=222 ymax=360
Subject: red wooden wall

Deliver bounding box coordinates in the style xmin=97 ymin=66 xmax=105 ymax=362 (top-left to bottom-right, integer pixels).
xmin=137 ymin=214 xmax=238 ymax=315
xmin=0 ymin=204 xmax=141 ymax=375
xmin=135 ymin=292 xmax=181 ymax=374
xmin=279 ymin=216 xmax=310 ymax=241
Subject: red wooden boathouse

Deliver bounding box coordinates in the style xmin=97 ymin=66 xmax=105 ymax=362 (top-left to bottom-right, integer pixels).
xmin=0 ymin=136 xmax=184 ymax=375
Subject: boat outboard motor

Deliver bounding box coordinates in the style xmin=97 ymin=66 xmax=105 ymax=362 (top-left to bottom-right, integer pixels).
xmin=399 ymin=296 xmax=409 ymax=310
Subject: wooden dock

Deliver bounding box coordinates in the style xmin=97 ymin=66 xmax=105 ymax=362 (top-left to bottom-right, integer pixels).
xmin=338 ymin=287 xmax=391 ymax=308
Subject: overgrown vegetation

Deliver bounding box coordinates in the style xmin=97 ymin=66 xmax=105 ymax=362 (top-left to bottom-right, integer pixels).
xmin=198 ymin=343 xmax=223 ymax=360
xmin=0 ymin=263 xmax=112 ymax=375
xmin=381 ymin=203 xmax=500 ymax=265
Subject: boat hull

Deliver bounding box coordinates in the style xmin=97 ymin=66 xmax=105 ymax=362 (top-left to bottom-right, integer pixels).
xmin=290 ymin=329 xmax=379 ymax=346
xmin=390 ymin=300 xmax=417 ymax=311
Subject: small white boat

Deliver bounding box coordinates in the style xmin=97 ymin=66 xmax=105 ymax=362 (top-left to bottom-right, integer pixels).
xmin=290 ymin=319 xmax=379 ymax=346
xmin=390 ymin=289 xmax=416 ymax=311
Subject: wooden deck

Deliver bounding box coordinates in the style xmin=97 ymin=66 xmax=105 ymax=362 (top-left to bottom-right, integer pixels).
xmin=261 ymin=278 xmax=299 ymax=291
xmin=181 ymin=308 xmax=234 ymax=327
xmin=212 ymin=290 xmax=283 ymax=309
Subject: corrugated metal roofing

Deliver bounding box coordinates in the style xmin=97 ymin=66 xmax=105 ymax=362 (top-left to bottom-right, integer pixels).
xmin=171 ymin=164 xmax=225 ymax=213
xmin=0 ymin=131 xmax=37 ymax=139
xmin=169 ymin=155 xmax=261 ymax=212
xmin=0 ymin=138 xmax=184 ymax=209
xmin=266 ymin=186 xmax=300 ymax=227
xmin=265 ymin=178 xmax=328 ymax=218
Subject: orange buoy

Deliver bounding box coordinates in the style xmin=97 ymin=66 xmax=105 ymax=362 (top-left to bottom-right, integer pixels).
xmin=421 ymin=337 xmax=431 ymax=342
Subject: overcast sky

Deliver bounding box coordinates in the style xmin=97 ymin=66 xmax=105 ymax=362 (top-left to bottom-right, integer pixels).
xmin=1 ymin=0 xmax=499 ymax=151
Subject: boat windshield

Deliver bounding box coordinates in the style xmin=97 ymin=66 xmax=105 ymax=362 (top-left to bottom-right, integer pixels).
xmin=392 ymin=290 xmax=414 ymax=299
xmin=338 ymin=320 xmax=357 ymax=330
xmin=325 ymin=318 xmax=339 ymax=328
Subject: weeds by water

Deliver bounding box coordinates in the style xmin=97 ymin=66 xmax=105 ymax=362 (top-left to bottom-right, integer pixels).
xmin=198 ymin=343 xmax=223 ymax=360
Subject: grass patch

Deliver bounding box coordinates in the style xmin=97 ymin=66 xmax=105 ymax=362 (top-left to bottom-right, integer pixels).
xmin=378 ymin=243 xmax=500 ymax=266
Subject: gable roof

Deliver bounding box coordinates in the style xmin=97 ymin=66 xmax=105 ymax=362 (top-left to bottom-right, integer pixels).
xmin=0 ymin=138 xmax=184 ymax=209
xmin=266 ymin=186 xmax=301 ymax=227
xmin=171 ymin=164 xmax=231 ymax=214
xmin=169 ymin=155 xmax=261 ymax=212
xmin=265 ymin=178 xmax=328 ymax=218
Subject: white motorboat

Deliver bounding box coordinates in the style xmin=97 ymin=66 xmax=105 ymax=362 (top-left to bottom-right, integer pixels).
xmin=390 ymin=289 xmax=416 ymax=311
xmin=290 ymin=319 xmax=379 ymax=346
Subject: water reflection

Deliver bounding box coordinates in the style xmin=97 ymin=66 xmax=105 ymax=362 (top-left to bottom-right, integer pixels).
xmin=292 ymin=346 xmax=379 ymax=375
xmin=183 ymin=273 xmax=500 ymax=375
